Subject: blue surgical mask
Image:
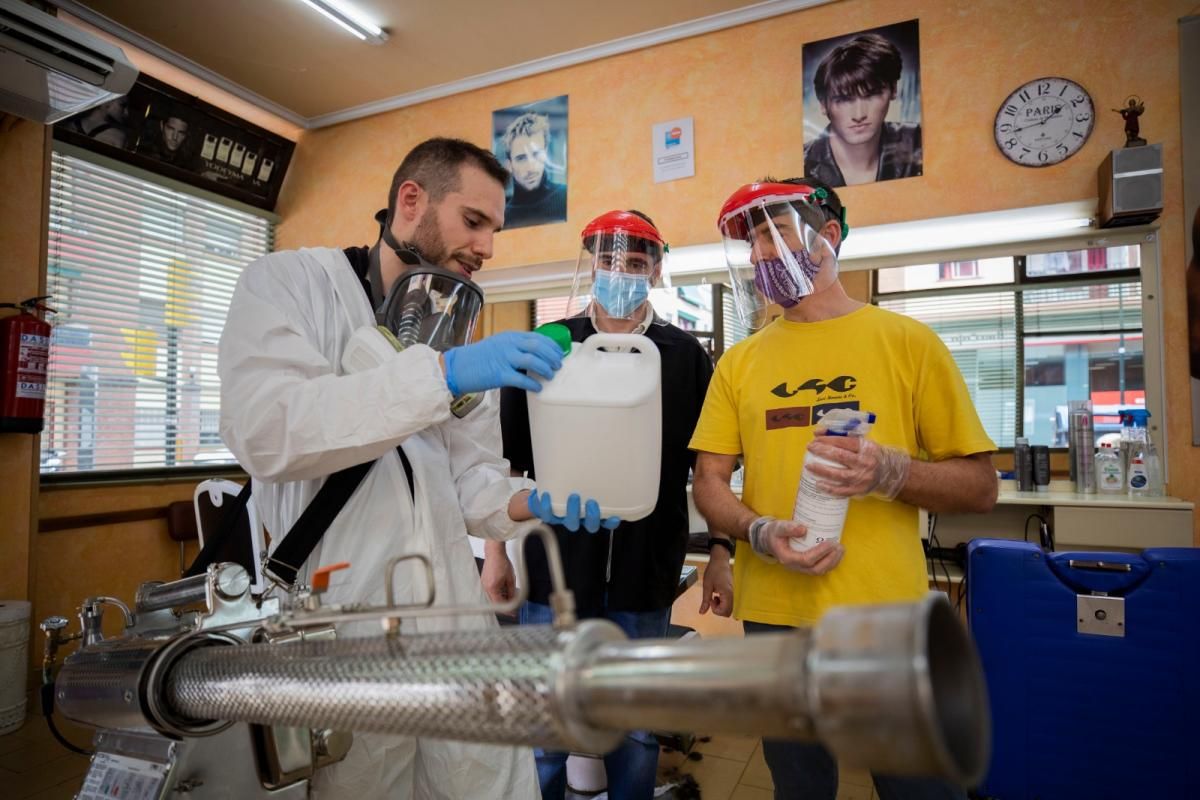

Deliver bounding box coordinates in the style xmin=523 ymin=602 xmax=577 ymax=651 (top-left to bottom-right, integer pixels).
xmin=592 ymin=270 xmax=650 ymax=318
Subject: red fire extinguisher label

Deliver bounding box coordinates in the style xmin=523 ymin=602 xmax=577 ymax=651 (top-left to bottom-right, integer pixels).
xmin=16 ymin=331 xmax=48 ymax=400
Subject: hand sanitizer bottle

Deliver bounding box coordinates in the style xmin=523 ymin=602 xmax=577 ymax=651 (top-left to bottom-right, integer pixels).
xmin=1095 ymin=442 xmax=1124 ymax=494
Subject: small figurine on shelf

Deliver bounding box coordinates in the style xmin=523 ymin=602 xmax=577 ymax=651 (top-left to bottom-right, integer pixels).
xmin=1112 ymin=96 xmax=1147 ymax=147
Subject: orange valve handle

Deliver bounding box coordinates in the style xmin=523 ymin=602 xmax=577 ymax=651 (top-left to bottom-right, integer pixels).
xmin=311 ymin=562 xmax=351 ymax=593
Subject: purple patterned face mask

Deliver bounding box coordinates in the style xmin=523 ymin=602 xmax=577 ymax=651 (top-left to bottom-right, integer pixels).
xmin=753 ymin=249 xmax=822 ymax=307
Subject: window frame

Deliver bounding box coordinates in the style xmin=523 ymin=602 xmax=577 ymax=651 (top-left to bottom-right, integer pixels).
xmin=868 ymin=231 xmax=1165 ymax=475
xmin=40 ymin=143 xmax=278 ymax=486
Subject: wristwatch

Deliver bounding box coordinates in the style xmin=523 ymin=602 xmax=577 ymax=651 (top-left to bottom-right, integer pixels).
xmin=708 ymin=537 xmax=735 ymax=557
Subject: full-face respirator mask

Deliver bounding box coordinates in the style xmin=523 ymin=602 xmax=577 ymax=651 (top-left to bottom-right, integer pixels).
xmin=341 ymin=210 xmax=486 ymax=417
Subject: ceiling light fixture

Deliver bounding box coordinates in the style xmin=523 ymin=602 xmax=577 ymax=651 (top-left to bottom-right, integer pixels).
xmin=296 ymin=0 xmax=388 ymax=45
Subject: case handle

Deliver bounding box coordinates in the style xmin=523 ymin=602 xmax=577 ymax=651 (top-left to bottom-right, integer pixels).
xmin=579 ymin=332 xmax=657 ymax=356
xmin=1066 ymin=559 xmax=1133 ymax=573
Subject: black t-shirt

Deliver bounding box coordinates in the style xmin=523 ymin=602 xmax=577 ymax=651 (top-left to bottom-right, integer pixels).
xmin=343 ymin=246 xmax=374 ymax=301
xmin=343 ymin=245 xmax=415 ymax=497
xmin=501 ymin=317 xmax=713 ymax=616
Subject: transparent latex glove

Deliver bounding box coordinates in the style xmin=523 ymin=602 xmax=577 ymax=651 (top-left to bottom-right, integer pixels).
xmin=443 ymin=331 xmax=563 ymax=395
xmin=805 ymin=435 xmax=912 ymax=500
xmin=748 ymin=516 xmax=845 ymax=575
xmin=527 ymin=489 xmax=621 ymax=534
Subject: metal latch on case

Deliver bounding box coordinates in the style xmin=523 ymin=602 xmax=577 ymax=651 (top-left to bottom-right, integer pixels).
xmin=1077 ymin=594 xmax=1125 ymax=637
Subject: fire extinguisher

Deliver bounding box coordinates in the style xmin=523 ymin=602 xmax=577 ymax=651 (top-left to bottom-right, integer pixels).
xmin=0 ymin=296 xmax=54 ymax=434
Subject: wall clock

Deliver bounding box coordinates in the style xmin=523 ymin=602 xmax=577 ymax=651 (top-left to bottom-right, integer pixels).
xmin=994 ymin=77 xmax=1094 ymax=167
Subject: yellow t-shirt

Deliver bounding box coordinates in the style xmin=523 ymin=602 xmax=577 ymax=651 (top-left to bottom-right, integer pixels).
xmin=689 ymin=305 xmax=996 ymax=627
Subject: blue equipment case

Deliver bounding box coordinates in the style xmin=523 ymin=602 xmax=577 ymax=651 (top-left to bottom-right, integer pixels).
xmin=967 ymin=539 xmax=1200 ymax=800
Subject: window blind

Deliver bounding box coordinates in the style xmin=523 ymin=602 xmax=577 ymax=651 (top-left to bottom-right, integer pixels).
xmin=878 ymin=291 xmax=1018 ymax=447
xmin=41 ymin=150 xmax=274 ymax=475
xmin=721 ymin=287 xmax=750 ymax=355
xmin=1022 ymin=281 xmax=1141 ymax=335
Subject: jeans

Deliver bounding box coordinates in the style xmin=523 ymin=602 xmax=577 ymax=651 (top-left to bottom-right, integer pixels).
xmin=520 ymin=601 xmax=673 ymax=800
xmin=744 ymin=621 xmax=969 ymax=800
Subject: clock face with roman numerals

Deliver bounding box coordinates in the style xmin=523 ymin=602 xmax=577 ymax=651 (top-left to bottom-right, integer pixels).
xmin=994 ymin=77 xmax=1094 ymax=167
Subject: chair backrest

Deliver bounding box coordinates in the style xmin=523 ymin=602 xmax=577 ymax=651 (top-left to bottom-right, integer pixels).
xmin=166 ymin=500 xmax=199 ymax=542
xmin=194 ymin=479 xmax=267 ymax=595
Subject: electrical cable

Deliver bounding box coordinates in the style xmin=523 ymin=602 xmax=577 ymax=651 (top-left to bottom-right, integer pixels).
xmin=1023 ymin=512 xmax=1052 ymax=551
xmin=924 ymin=514 xmax=939 ymax=594
xmin=931 ymin=519 xmax=949 ymax=595
xmin=953 ymin=543 xmax=969 ymax=616
xmin=1023 ymin=512 xmax=1044 ymax=543
xmin=926 ymin=513 xmax=955 ymax=600
xmin=956 ymin=564 xmax=969 ymax=617
xmin=40 ymin=682 xmax=92 ymax=756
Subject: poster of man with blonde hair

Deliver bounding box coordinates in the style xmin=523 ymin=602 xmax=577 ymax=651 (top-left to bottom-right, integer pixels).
xmin=492 ymin=95 xmax=568 ymax=228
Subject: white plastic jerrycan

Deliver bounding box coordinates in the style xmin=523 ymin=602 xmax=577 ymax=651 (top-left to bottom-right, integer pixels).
xmin=527 ymin=332 xmax=662 ymax=521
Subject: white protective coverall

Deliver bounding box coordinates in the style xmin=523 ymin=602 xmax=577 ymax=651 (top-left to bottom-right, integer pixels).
xmin=218 ymin=247 xmax=541 ymax=799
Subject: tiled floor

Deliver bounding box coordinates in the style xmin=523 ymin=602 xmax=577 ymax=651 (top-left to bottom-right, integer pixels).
xmin=652 ymin=735 xmax=880 ymax=800
xmin=1 ymin=710 xmax=91 ymax=800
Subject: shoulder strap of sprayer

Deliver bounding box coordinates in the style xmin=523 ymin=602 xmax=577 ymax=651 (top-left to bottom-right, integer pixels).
xmin=187 ymin=447 xmax=414 ymax=588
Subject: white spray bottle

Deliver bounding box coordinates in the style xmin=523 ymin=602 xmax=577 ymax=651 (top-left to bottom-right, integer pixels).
xmin=790 ymin=409 xmax=877 ymax=552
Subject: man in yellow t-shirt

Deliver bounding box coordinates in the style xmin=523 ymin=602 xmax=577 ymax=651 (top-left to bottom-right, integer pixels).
xmin=690 ymin=178 xmax=997 ymax=800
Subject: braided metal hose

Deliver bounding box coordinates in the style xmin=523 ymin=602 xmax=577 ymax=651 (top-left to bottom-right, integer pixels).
xmin=166 ymin=624 xmax=615 ymax=752
xmin=161 ymin=596 xmax=989 ymax=785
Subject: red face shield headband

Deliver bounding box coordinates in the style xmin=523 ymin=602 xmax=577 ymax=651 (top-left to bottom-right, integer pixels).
xmin=717 ymin=183 xmax=850 ymax=242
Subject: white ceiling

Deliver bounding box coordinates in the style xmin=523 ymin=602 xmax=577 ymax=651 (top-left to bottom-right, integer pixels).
xmin=53 ymin=0 xmax=827 ymax=128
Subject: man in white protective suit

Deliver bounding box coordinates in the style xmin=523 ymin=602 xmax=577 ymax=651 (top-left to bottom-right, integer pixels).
xmin=218 ymin=137 xmax=611 ymax=799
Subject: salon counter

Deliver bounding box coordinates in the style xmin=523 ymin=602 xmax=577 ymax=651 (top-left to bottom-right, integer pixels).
xmin=685 ymin=480 xmax=1193 ymax=552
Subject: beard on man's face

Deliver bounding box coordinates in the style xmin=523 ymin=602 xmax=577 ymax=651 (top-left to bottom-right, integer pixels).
xmin=408 ymin=206 xmax=449 ymax=266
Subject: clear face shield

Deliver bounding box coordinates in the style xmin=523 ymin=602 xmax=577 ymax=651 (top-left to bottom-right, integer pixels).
xmin=375 ymin=261 xmax=484 ymax=352
xmin=718 ymin=185 xmax=844 ymax=330
xmin=566 ymin=211 xmax=667 ymax=327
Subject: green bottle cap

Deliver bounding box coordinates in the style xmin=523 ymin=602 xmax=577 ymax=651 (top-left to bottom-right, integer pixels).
xmin=534 ymin=322 xmax=573 ymax=355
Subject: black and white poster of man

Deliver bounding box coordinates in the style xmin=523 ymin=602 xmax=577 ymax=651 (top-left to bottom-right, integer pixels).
xmin=802 ymin=20 xmax=923 ymax=187
xmin=492 ymin=95 xmax=568 ymax=229
xmin=53 ymin=73 xmax=294 ymax=211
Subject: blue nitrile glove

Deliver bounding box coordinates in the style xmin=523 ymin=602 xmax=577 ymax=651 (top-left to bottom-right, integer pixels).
xmin=528 ymin=490 xmax=621 ymax=534
xmin=443 ymin=331 xmax=564 ymax=395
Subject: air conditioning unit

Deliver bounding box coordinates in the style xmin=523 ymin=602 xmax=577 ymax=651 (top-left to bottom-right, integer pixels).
xmin=0 ymin=0 xmax=138 ymax=124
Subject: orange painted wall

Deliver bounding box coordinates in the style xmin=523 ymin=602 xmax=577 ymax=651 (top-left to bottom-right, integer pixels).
xmin=35 ymin=485 xmax=200 ymax=618
xmin=23 ymin=483 xmax=202 ymax=679
xmin=0 ymin=118 xmax=49 ymax=604
xmin=277 ymin=0 xmax=1198 ymax=542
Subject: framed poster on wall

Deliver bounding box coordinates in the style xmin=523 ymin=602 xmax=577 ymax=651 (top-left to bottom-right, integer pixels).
xmin=802 ymin=19 xmax=923 ymax=187
xmin=491 ymin=95 xmax=568 ymax=229
xmin=53 ymin=73 xmax=295 ymax=211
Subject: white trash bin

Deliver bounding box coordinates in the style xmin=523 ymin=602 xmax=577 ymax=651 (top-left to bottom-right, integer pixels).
xmin=0 ymin=600 xmax=31 ymax=735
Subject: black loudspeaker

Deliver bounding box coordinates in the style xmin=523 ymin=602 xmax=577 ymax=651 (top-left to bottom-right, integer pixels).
xmin=1098 ymin=143 xmax=1163 ymax=227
